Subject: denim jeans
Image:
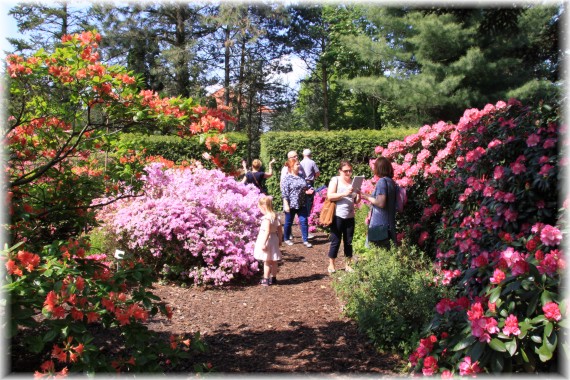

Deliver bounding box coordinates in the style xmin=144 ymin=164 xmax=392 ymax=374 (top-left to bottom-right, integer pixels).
xmin=284 ymin=205 xmax=309 ymax=242
xmin=327 ymin=215 xmax=355 ymax=259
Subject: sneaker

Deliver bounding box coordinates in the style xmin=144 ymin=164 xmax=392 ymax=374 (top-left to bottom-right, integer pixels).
xmin=303 ymin=241 xmax=313 ymax=248
xmin=284 ymin=240 xmax=294 ymax=246
xmin=269 ymin=277 xmax=277 ymax=285
xmin=260 ymin=278 xmax=270 ymax=286
xmin=308 ymin=234 xmax=315 ymax=239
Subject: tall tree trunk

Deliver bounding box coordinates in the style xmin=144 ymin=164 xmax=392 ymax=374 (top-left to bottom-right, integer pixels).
xmin=235 ymin=37 xmax=247 ymax=132
xmin=321 ymin=62 xmax=329 ymax=131
xmin=175 ymin=4 xmax=189 ymax=98
xmin=61 ymin=3 xmax=68 ymax=37
xmin=223 ymin=26 xmax=231 ymax=130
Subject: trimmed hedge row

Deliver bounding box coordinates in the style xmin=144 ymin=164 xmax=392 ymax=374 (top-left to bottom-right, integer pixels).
xmin=113 ymin=129 xmax=418 ymax=209
xmin=113 ymin=132 xmax=249 ymax=170
xmin=260 ymin=128 xmax=417 ymax=207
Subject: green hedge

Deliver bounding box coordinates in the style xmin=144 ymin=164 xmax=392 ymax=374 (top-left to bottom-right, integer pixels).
xmin=113 ymin=132 xmax=248 ymax=170
xmin=260 ymin=128 xmax=417 ymax=207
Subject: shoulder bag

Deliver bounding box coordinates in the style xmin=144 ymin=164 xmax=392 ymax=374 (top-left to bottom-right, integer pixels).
xmin=318 ymin=177 xmax=338 ymax=227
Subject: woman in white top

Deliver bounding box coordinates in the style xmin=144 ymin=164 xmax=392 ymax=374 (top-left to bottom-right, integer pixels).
xmin=326 ymin=160 xmax=361 ymax=273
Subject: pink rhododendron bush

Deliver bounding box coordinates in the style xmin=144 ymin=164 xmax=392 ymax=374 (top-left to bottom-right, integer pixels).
xmin=372 ymin=100 xmax=565 ymax=375
xmin=97 ymin=162 xmax=263 ymax=285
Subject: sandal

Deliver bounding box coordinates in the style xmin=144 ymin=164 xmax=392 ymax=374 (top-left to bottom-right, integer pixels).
xmin=327 ymin=268 xmax=336 ymax=274
xmin=260 ymin=278 xmax=270 ymax=286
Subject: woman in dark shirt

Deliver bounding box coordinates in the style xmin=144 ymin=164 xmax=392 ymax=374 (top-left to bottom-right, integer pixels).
xmin=242 ymin=158 xmax=275 ymax=194
xmin=362 ymin=157 xmax=397 ymax=249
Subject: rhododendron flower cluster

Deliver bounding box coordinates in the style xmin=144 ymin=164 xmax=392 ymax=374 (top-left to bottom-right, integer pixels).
xmin=98 ymin=162 xmax=263 ymax=285
xmin=371 ymin=100 xmax=563 ymax=375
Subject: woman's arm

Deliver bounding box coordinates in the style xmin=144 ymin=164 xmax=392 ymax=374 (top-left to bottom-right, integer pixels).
xmin=327 ymin=177 xmax=351 ymax=201
xmin=263 ymin=158 xmax=276 ymax=178
xmin=364 ymin=179 xmax=386 ymax=208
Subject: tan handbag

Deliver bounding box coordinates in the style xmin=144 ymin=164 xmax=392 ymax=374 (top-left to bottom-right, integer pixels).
xmin=319 ymin=198 xmax=336 ymax=226
xmin=319 ymin=177 xmax=338 ymax=227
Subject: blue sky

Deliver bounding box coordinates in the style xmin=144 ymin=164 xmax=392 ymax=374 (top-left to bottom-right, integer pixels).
xmin=1 ymin=1 xmax=18 ymax=59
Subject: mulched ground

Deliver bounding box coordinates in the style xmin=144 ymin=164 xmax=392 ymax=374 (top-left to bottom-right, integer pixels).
xmin=147 ymin=222 xmax=406 ymax=374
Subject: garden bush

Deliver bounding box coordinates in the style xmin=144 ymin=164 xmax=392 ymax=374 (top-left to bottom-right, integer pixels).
xmin=332 ymin=226 xmax=444 ymax=356
xmin=96 ymin=162 xmax=263 ymax=286
xmin=370 ymin=100 xmax=564 ymax=375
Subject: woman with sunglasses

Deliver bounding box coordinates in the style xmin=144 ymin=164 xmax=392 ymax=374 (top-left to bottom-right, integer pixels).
xmin=325 ymin=160 xmax=361 ymax=273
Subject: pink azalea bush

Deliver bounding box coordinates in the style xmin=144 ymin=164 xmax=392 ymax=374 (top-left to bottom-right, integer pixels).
xmin=97 ymin=162 xmax=263 ymax=285
xmin=372 ymin=100 xmax=564 ymax=374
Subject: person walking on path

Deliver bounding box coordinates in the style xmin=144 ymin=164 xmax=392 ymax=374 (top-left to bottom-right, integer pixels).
xmin=280 ymin=151 xmax=306 ymax=191
xmin=282 ymin=159 xmax=314 ymax=248
xmin=362 ymin=157 xmax=397 ymax=249
xmin=325 ymin=160 xmax=361 ymax=273
xmin=242 ymin=158 xmax=276 ymax=194
xmin=253 ymin=196 xmax=283 ymax=286
xmin=300 ymin=148 xmax=320 ymax=218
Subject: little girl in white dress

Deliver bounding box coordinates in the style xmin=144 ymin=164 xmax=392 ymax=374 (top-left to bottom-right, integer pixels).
xmin=253 ymin=196 xmax=283 ymax=286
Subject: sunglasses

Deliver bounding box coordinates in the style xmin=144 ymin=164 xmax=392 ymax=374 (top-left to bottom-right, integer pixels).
xmin=341 ymin=169 xmax=353 ymax=173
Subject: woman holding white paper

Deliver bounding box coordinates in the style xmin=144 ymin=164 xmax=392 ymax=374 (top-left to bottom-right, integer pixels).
xmin=325 ymin=160 xmax=361 ymax=273
xmin=362 ymin=157 xmax=398 ymax=249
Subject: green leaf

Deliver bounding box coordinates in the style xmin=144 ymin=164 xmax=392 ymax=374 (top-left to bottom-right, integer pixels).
xmin=526 ymin=292 xmax=540 ymax=315
xmin=489 ymin=286 xmax=502 ymax=303
xmin=452 ymin=336 xmax=476 ymax=351
xmin=489 ymin=338 xmax=507 ymax=352
xmin=490 ymin=352 xmax=505 ymax=372
xmin=544 ymin=321 xmax=553 ymax=338
xmin=521 ymin=346 xmax=529 ymax=362
xmin=531 ymin=335 xmax=543 ymax=344
xmin=540 ymin=290 xmax=553 ymax=305
xmin=468 ymin=341 xmax=485 ymax=362
xmin=43 ymin=330 xmax=58 ymax=342
xmin=504 ymin=338 xmax=517 ymax=357
xmin=536 ymin=343 xmax=553 ymax=362
xmin=531 ymin=315 xmax=547 ymax=324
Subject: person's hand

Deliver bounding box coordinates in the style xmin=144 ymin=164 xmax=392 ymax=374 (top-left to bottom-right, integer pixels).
xmin=306 ymin=188 xmax=314 ymax=195
xmin=283 ymin=205 xmax=290 ymax=213
xmin=269 ymin=158 xmax=276 ymax=165
xmin=344 ymin=186 xmax=354 ymax=196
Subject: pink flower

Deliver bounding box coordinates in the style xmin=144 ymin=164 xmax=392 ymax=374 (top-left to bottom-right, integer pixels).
xmin=510 ymin=161 xmax=526 ymax=175
xmin=441 ymin=370 xmax=453 ymax=379
xmin=493 ymin=166 xmax=505 ymax=180
xmin=466 ymin=147 xmax=485 ymax=162
xmin=436 ymin=298 xmax=455 ymax=314
xmin=422 ymin=356 xmax=439 ymax=376
xmin=540 ymin=225 xmax=562 ymax=246
xmin=490 ymin=268 xmax=506 ymax=284
xmin=543 ymin=302 xmax=561 ymax=321
xmin=467 ymin=303 xmax=484 ymax=321
xmin=543 ymin=138 xmax=557 ymax=149
xmin=502 ymin=314 xmax=521 ymax=336
xmin=459 ymin=356 xmax=481 ymax=376
xmin=526 ymin=133 xmax=540 ymax=147
xmin=539 ymin=164 xmax=554 ymax=176
xmin=418 ymin=231 xmax=429 ymax=246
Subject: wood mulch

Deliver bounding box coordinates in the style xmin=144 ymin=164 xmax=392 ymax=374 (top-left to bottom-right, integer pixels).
xmin=148 ymin=222 xmax=406 ymax=374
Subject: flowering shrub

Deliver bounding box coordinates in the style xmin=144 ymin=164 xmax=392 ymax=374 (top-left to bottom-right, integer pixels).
xmin=97 ymin=162 xmax=263 ymax=285
xmin=372 ymin=100 xmax=564 ymax=374
xmin=3 ymin=240 xmax=207 ymax=375
xmin=4 ymin=31 xmax=233 ymax=374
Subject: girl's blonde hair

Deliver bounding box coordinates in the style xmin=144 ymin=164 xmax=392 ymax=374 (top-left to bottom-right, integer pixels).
xmin=258 ymin=196 xmax=276 ymax=222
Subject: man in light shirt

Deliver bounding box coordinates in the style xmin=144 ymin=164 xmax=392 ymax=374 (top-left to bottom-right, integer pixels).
xmin=300 ymin=149 xmax=320 ymax=216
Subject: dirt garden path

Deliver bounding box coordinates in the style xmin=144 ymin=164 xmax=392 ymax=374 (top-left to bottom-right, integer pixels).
xmin=147 ymin=222 xmax=405 ymax=374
